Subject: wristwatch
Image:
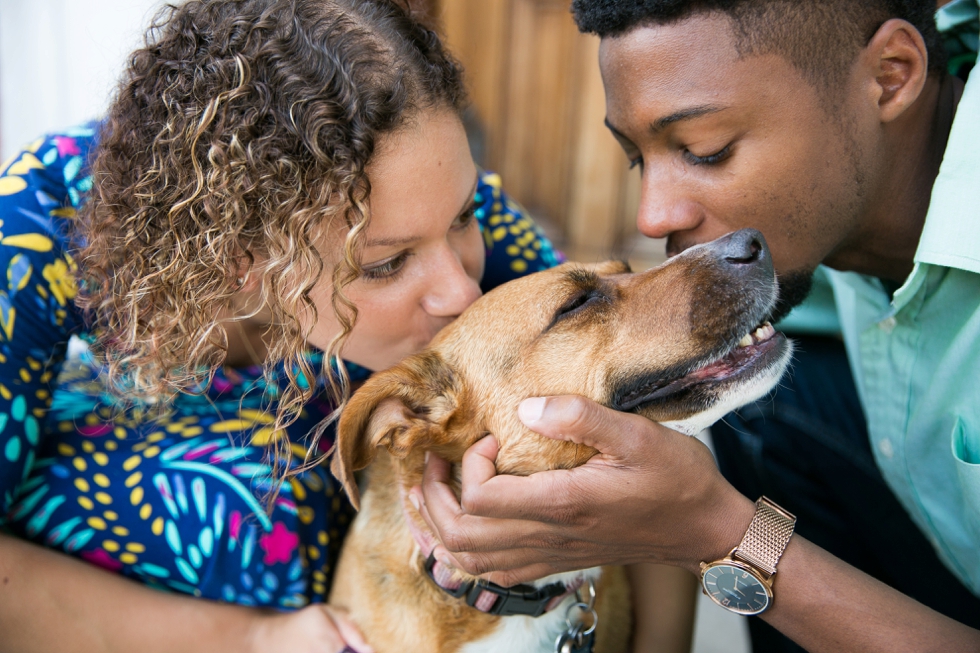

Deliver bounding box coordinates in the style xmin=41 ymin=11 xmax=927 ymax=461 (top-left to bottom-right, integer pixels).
xmin=699 ymin=496 xmax=797 ymax=615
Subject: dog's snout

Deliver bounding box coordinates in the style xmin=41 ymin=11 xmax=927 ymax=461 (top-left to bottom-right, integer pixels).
xmin=706 ymin=229 xmax=773 ymax=279
xmin=724 ymin=229 xmax=764 ymax=264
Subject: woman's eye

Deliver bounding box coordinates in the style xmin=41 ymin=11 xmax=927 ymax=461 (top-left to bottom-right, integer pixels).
xmin=453 ymin=204 xmax=477 ymax=230
xmin=683 ymin=143 xmax=732 ymax=166
xmin=361 ymin=252 xmax=410 ymax=281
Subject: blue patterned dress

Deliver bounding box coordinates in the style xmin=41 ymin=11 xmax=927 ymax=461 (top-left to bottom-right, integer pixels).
xmin=0 ymin=124 xmax=563 ymax=609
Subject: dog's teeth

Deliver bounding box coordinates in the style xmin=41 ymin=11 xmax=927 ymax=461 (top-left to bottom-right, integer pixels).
xmin=752 ymin=324 xmax=776 ymax=342
xmin=738 ymin=334 xmax=753 ymax=348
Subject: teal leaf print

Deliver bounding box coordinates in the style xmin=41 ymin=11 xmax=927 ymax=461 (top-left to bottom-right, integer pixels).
xmin=3 ymin=435 xmax=20 ymax=462
xmin=46 ymin=516 xmax=83 ymax=546
xmin=165 ymin=519 xmax=182 ymax=556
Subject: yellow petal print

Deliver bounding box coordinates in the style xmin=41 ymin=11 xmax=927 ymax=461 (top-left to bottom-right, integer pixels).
xmin=6 ymin=153 xmax=44 ymax=176
xmin=8 ymin=254 xmax=32 ymax=291
xmin=42 ymin=259 xmax=76 ymax=305
xmin=2 ymin=234 xmax=53 ymax=252
xmin=0 ymin=304 xmax=14 ymax=340
xmin=0 ymin=153 xmax=19 ymax=175
xmin=249 ymin=427 xmax=284 ymax=446
xmin=238 ymin=409 xmax=275 ymax=424
xmin=0 ymin=177 xmax=28 ymax=196
xmin=209 ymin=419 xmax=256 ymax=433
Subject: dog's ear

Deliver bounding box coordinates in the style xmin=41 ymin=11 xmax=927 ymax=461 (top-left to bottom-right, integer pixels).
xmin=330 ymin=351 xmax=462 ymax=510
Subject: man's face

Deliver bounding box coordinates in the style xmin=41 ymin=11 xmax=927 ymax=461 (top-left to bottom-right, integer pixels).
xmin=600 ymin=14 xmax=874 ymax=314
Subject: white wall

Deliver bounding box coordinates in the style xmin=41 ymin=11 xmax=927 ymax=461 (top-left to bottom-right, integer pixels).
xmin=0 ymin=0 xmax=167 ymax=160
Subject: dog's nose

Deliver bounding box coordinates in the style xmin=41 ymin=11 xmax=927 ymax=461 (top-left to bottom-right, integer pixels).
xmin=723 ymin=229 xmax=764 ymax=264
xmin=708 ymin=229 xmax=773 ymax=277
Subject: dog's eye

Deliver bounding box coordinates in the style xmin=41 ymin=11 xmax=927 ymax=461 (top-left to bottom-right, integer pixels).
xmin=555 ymin=289 xmax=604 ymax=320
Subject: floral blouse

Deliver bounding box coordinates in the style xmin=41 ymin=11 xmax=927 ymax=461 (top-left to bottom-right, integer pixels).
xmin=0 ymin=123 xmax=563 ymax=609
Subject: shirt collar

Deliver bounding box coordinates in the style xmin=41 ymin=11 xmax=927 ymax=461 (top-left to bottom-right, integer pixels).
xmin=914 ymin=33 xmax=980 ymax=273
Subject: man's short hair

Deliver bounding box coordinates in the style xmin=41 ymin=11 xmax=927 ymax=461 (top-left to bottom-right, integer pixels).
xmin=573 ymin=0 xmax=947 ymax=99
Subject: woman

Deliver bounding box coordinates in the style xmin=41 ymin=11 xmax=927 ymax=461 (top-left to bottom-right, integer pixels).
xmin=0 ymin=1 xmax=560 ymax=650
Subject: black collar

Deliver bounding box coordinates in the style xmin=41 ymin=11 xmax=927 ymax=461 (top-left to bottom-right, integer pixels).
xmin=423 ymin=551 xmax=570 ymax=617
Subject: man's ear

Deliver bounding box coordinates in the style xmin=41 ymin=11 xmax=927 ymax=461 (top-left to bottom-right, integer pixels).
xmin=329 ymin=351 xmax=461 ymax=510
xmin=864 ymin=18 xmax=929 ymax=123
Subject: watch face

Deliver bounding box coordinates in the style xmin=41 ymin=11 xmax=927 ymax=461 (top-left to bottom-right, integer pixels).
xmin=701 ymin=563 xmax=771 ymax=615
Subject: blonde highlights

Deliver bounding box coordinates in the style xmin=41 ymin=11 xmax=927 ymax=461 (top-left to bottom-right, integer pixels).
xmin=75 ymin=0 xmax=465 ymax=469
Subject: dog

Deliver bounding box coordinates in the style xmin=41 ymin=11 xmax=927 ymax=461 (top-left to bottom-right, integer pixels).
xmin=329 ymin=228 xmax=792 ymax=652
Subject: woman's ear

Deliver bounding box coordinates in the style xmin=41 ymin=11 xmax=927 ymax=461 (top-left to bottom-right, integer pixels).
xmin=863 ymin=18 xmax=930 ymax=123
xmin=329 ymin=351 xmax=461 ymax=510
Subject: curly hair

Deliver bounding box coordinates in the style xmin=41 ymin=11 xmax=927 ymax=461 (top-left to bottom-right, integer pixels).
xmin=75 ymin=0 xmax=465 ymax=473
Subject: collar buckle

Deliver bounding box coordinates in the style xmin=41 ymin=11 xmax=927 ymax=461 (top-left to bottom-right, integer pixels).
xmin=424 ymin=551 xmax=568 ymax=617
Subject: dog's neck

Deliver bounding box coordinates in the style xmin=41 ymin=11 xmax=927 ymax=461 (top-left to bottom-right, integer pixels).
xmin=396 ymin=485 xmax=582 ymax=616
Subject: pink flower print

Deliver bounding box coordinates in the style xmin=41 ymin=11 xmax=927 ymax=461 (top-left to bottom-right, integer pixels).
xmin=230 ymin=510 xmax=243 ymax=541
xmin=82 ymin=549 xmax=123 ymax=572
xmin=259 ymin=521 xmax=298 ymax=565
xmin=54 ymin=136 xmax=80 ymax=158
xmin=77 ymin=423 xmax=113 ymax=437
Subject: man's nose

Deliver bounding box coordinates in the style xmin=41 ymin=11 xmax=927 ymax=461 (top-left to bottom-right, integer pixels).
xmin=422 ymin=246 xmax=482 ymax=318
xmin=635 ymin=174 xmax=703 ymax=239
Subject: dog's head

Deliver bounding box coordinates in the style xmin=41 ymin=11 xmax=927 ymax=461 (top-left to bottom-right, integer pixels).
xmin=332 ymin=229 xmax=791 ymax=509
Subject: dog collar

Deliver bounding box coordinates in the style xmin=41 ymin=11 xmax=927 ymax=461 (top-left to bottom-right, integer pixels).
xmin=400 ymin=490 xmax=576 ymax=617
xmin=422 ymin=550 xmax=575 ymax=617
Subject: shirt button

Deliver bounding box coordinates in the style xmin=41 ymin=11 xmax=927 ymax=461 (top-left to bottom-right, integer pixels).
xmin=879 ymin=316 xmax=897 ymax=333
xmin=878 ymin=438 xmax=895 ymax=459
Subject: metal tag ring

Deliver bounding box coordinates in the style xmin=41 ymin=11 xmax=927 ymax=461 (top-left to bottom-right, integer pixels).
xmin=564 ymin=601 xmax=599 ymax=637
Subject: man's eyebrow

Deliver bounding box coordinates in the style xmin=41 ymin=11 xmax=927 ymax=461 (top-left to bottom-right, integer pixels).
xmin=363 ymin=173 xmax=480 ymax=248
xmin=604 ymin=105 xmax=726 ymax=139
xmin=651 ymin=105 xmax=724 ymax=132
xmin=604 ymin=118 xmax=629 ymax=141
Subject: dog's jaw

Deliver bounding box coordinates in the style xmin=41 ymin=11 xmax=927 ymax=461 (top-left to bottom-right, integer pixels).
xmin=659 ymin=338 xmax=794 ymax=436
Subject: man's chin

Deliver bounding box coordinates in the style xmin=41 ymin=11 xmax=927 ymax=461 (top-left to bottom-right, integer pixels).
xmin=771 ymin=269 xmax=816 ymax=325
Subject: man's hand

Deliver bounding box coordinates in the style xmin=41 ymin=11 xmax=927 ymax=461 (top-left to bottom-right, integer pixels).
xmin=412 ymin=395 xmax=756 ymax=586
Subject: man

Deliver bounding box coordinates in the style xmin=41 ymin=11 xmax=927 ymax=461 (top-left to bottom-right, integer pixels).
xmin=414 ymin=0 xmax=980 ymax=651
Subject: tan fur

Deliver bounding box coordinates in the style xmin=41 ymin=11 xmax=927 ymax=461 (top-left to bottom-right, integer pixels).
xmin=330 ymin=248 xmax=790 ymax=652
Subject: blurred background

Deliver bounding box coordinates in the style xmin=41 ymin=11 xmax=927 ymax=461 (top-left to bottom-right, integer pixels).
xmin=0 ymin=1 xmax=744 ymax=650
xmin=0 ymin=0 xmax=665 ymax=268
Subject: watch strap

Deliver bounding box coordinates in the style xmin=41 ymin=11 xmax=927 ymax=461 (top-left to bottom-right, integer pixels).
xmin=732 ymin=496 xmax=797 ymax=578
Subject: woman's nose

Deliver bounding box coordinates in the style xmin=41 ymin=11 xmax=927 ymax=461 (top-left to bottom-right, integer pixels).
xmin=421 ymin=246 xmax=483 ymax=318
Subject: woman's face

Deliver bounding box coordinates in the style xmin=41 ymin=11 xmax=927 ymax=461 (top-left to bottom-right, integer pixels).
xmin=306 ymin=110 xmax=485 ymax=371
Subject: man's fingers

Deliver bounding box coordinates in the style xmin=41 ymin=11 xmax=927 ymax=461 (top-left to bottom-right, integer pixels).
xmin=427 ymin=542 xmax=572 ymax=582
xmin=519 ymin=394 xmax=670 ymax=460
xmin=414 ymin=476 xmax=551 ymax=554
xmin=459 ymin=435 xmax=499 ymax=512
xmin=482 ymin=563 xmax=567 ymax=588
xmin=422 ymin=448 xmax=453 ymax=484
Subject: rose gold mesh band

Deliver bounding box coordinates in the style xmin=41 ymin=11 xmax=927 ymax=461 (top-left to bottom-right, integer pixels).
xmin=733 ymin=497 xmax=797 ymax=578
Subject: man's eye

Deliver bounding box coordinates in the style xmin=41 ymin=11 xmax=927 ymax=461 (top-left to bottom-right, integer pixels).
xmin=683 ymin=144 xmax=732 ymax=166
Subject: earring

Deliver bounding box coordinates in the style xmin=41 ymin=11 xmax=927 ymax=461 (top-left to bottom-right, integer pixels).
xmin=236 ymin=276 xmax=246 ymax=287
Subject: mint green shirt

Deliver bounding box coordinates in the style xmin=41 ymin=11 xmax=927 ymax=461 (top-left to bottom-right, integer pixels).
xmin=824 ymin=6 xmax=980 ymax=595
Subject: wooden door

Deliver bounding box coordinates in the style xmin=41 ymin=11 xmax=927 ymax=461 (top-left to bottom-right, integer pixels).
xmin=432 ymin=0 xmax=663 ymax=268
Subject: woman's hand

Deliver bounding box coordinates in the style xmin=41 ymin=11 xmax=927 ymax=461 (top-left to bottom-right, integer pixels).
xmin=412 ymin=394 xmax=756 ymax=586
xmin=249 ymin=605 xmax=373 ymax=653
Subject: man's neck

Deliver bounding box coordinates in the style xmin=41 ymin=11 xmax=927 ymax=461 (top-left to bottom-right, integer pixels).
xmin=826 ymin=73 xmax=964 ymax=284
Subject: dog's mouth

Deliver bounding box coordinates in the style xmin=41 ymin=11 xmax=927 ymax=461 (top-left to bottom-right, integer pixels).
xmin=614 ymin=321 xmax=786 ymax=411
